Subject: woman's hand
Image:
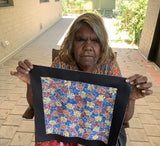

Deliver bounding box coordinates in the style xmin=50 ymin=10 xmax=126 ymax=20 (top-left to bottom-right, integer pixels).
xmin=126 ymin=74 xmax=152 ymax=100
xmin=123 ymin=74 xmax=152 ymax=123
xmin=10 ymin=60 xmax=33 ymax=85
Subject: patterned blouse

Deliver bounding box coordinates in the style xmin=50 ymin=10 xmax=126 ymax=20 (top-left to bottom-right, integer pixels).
xmin=37 ymin=56 xmax=122 ymax=146
xmin=51 ymin=56 xmax=122 ymax=76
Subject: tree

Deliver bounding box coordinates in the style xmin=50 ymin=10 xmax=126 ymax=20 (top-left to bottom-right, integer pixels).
xmin=114 ymin=0 xmax=148 ymax=45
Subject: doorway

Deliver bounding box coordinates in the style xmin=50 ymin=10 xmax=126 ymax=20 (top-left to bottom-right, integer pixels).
xmin=148 ymin=10 xmax=160 ymax=67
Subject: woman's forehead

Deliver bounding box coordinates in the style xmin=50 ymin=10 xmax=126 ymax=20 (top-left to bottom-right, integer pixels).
xmin=75 ymin=24 xmax=97 ymax=38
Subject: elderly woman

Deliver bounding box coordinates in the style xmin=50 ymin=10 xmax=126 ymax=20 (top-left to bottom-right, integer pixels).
xmin=11 ymin=13 xmax=152 ymax=146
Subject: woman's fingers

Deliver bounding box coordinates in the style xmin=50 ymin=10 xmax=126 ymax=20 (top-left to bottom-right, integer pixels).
xmin=24 ymin=59 xmax=33 ymax=70
xmin=134 ymin=76 xmax=148 ymax=85
xmin=126 ymin=74 xmax=148 ymax=85
xmin=10 ymin=71 xmax=17 ymax=76
xmin=136 ymin=82 xmax=152 ymax=90
xmin=18 ymin=60 xmax=33 ymax=71
xmin=10 ymin=60 xmax=33 ymax=84
xmin=141 ymin=89 xmax=153 ymax=96
xmin=127 ymin=74 xmax=153 ymax=99
xmin=16 ymin=66 xmax=29 ymax=74
xmin=126 ymin=74 xmax=141 ymax=84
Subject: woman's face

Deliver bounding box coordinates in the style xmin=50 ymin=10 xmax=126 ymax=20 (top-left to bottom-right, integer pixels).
xmin=73 ymin=24 xmax=101 ymax=72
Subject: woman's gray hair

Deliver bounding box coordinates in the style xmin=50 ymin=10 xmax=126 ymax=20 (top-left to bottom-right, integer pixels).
xmin=59 ymin=13 xmax=115 ymax=65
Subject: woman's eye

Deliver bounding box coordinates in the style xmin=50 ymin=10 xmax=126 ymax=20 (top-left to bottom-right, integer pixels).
xmin=76 ymin=37 xmax=85 ymax=42
xmin=79 ymin=38 xmax=85 ymax=42
xmin=92 ymin=39 xmax=99 ymax=43
xmin=79 ymin=38 xmax=85 ymax=41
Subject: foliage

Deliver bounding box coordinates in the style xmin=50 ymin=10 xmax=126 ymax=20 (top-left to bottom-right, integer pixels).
xmin=62 ymin=0 xmax=69 ymax=15
xmin=62 ymin=0 xmax=85 ymax=15
xmin=114 ymin=0 xmax=148 ymax=45
xmin=62 ymin=0 xmax=108 ymax=17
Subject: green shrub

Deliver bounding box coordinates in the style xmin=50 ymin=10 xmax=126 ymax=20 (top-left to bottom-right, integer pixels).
xmin=62 ymin=0 xmax=85 ymax=15
xmin=114 ymin=0 xmax=148 ymax=45
xmin=62 ymin=0 xmax=115 ymax=17
xmin=62 ymin=0 xmax=69 ymax=15
xmin=62 ymin=0 xmax=104 ymax=16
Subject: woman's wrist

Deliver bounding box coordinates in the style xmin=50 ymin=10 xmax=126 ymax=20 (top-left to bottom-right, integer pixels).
xmin=26 ymin=84 xmax=33 ymax=108
xmin=128 ymin=98 xmax=135 ymax=108
xmin=129 ymin=98 xmax=136 ymax=102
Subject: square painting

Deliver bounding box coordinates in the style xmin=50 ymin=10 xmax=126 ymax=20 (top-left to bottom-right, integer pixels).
xmin=30 ymin=65 xmax=131 ymax=146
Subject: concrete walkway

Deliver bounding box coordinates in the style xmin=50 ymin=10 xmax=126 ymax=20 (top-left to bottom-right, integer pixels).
xmin=0 ymin=17 xmax=160 ymax=146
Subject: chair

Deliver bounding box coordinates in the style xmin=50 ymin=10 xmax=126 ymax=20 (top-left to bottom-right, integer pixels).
xmin=22 ymin=49 xmax=60 ymax=119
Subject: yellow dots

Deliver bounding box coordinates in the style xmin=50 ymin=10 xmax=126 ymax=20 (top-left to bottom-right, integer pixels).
xmin=109 ymin=88 xmax=117 ymax=95
xmin=105 ymin=130 xmax=109 ymax=136
xmin=44 ymin=109 xmax=50 ymax=114
xmin=79 ymin=128 xmax=84 ymax=134
xmin=97 ymin=95 xmax=105 ymax=101
xmin=65 ymin=80 xmax=71 ymax=87
xmin=95 ymin=116 xmax=102 ymax=122
xmin=70 ymin=123 xmax=76 ymax=128
xmin=74 ymin=111 xmax=81 ymax=117
xmin=49 ymin=120 xmax=56 ymax=125
xmin=50 ymin=88 xmax=55 ymax=94
xmin=93 ymin=135 xmax=98 ymax=140
xmin=46 ymin=128 xmax=53 ymax=134
xmin=79 ymin=91 xmax=86 ymax=98
xmin=87 ymin=101 xmax=95 ymax=108
xmin=107 ymin=106 xmax=113 ymax=113
xmin=88 ymin=84 xmax=94 ymax=91
xmin=43 ymin=97 xmax=51 ymax=104
xmin=41 ymin=77 xmax=52 ymax=83
xmin=64 ymin=131 xmax=69 ymax=137
xmin=105 ymin=120 xmax=111 ymax=126
xmin=56 ymin=101 xmax=62 ymax=106
xmin=67 ymin=91 xmax=75 ymax=99
xmin=85 ymin=122 xmax=91 ymax=128
xmin=93 ymin=126 xmax=100 ymax=132
xmin=66 ymin=103 xmax=74 ymax=109
xmin=61 ymin=117 xmax=67 ymax=122
xmin=85 ymin=110 xmax=92 ymax=116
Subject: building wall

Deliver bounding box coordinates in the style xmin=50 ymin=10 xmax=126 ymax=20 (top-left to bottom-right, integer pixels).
xmin=0 ymin=0 xmax=62 ymax=63
xmin=139 ymin=0 xmax=160 ymax=58
xmin=100 ymin=0 xmax=115 ymax=9
xmin=88 ymin=0 xmax=115 ymax=10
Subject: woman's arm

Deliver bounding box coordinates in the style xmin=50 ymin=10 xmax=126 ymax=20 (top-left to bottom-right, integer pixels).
xmin=11 ymin=60 xmax=34 ymax=118
xmin=123 ymin=99 xmax=135 ymax=127
xmin=22 ymin=84 xmax=34 ymax=119
xmin=123 ymin=74 xmax=152 ymax=126
xmin=11 ymin=60 xmax=34 ymax=116
xmin=26 ymin=84 xmax=33 ymax=108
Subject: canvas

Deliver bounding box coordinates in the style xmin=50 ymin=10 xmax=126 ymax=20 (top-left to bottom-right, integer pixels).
xmin=30 ymin=65 xmax=131 ymax=146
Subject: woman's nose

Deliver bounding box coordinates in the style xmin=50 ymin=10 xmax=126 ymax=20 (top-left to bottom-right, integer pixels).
xmin=84 ymin=40 xmax=93 ymax=51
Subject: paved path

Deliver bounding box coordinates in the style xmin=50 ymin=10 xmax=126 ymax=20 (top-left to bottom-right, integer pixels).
xmin=0 ymin=17 xmax=160 ymax=146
